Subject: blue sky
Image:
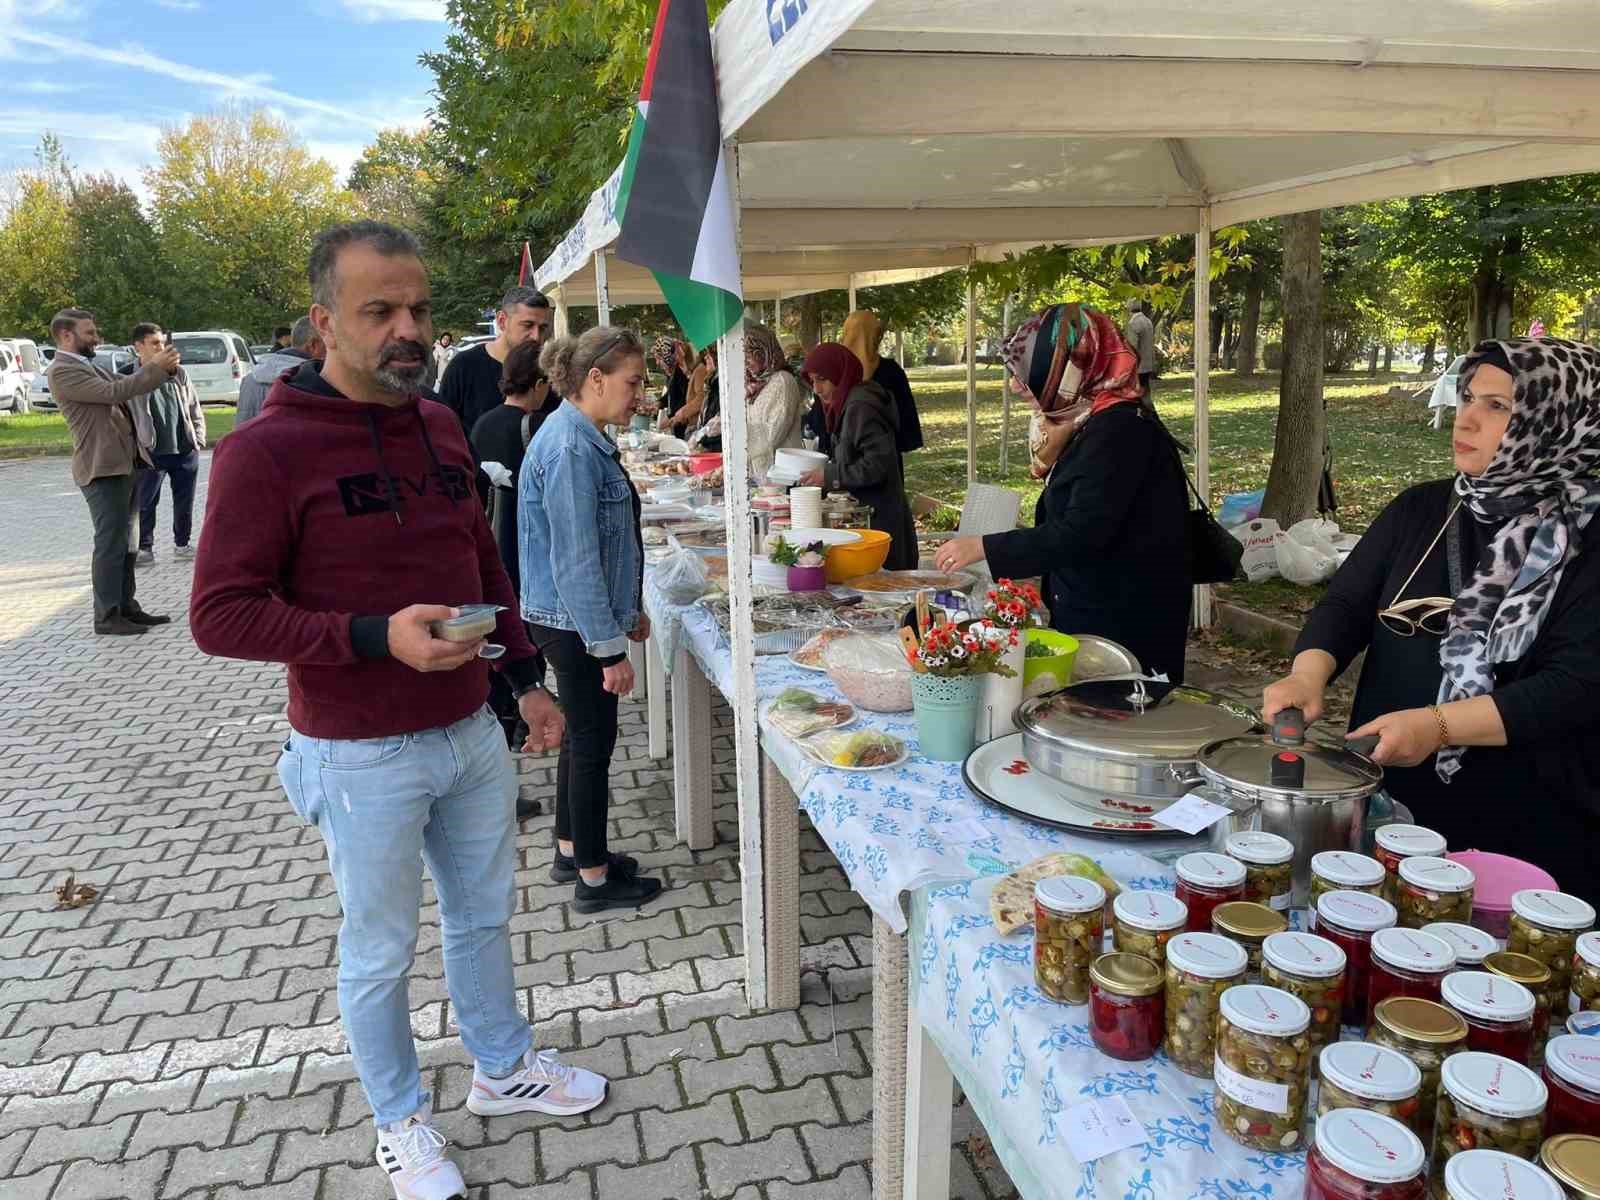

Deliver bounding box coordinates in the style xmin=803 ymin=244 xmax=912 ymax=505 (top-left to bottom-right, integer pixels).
xmin=0 ymin=0 xmax=448 ymax=191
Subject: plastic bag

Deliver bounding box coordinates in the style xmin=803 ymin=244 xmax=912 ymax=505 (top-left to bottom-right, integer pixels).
xmin=822 ymin=633 xmax=915 ymax=713
xmin=655 ymin=546 xmax=710 ymax=603
xmin=1278 ymin=519 xmax=1341 ymax=585
xmin=1218 ymin=488 xmax=1265 ymax=529
xmin=1238 ymin=518 xmax=1286 ymax=582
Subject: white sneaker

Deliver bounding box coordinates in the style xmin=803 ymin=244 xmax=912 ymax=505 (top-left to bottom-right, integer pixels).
xmin=173 ymin=544 xmax=196 ymax=560
xmin=465 ymin=1048 xmax=608 ymax=1117
xmin=375 ymin=1104 xmax=466 ymax=1200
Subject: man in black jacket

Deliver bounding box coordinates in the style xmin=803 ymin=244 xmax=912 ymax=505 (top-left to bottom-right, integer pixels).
xmin=437 ymin=286 xmax=553 ymax=434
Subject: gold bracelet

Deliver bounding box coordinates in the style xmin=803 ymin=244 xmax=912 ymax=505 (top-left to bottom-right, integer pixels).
xmin=1427 ymin=703 xmax=1450 ymax=750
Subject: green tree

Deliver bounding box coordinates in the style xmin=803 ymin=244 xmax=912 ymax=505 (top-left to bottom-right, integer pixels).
xmin=350 ymin=128 xmax=438 ymax=231
xmin=0 ymin=173 xmax=75 ymax=339
xmin=67 ymin=175 xmax=170 ymax=343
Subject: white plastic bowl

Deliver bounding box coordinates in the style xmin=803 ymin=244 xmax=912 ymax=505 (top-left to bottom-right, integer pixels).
xmin=775 ymin=448 xmax=829 ymax=475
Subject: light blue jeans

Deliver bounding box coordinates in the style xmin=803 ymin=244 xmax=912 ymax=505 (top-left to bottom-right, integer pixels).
xmin=277 ymin=705 xmax=531 ymax=1126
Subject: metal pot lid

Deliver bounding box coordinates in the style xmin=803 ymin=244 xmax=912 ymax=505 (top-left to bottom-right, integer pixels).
xmin=1195 ymin=736 xmax=1382 ymax=803
xmin=1016 ymin=681 xmax=1258 ymax=763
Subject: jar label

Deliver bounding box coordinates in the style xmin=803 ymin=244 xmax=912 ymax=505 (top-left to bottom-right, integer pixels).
xmin=1269 ymin=893 xmax=1291 ymax=912
xmin=1213 ymin=1054 xmax=1291 ymax=1115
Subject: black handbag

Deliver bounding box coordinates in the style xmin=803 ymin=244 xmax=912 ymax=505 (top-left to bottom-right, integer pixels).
xmin=1164 ymin=433 xmax=1243 ymax=584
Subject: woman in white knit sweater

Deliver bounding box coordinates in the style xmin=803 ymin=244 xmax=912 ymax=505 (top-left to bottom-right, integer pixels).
xmin=742 ymin=320 xmax=806 ymax=478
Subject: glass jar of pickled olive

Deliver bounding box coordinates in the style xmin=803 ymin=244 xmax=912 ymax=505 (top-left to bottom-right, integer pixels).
xmin=1319 ymin=890 xmax=1401 ymax=1029
xmin=1444 ymin=1149 xmax=1566 ymax=1200
xmin=1396 ymin=857 xmax=1477 ymax=930
xmin=1318 ymin=1041 xmax=1425 ymax=1134
xmin=1263 ymin=931 xmax=1347 ymax=1063
xmin=1443 ymin=972 xmax=1540 ymax=1066
xmin=1112 ymin=889 xmax=1188 ymax=968
xmin=1033 ymin=875 xmax=1107 ymax=1005
xmin=1574 ymin=934 xmax=1600 ymax=1020
xmin=1489 ymin=952 xmax=1558 ymax=1067
xmin=1541 ymin=1133 xmax=1600 ymax=1200
xmin=1306 ymin=1108 xmax=1428 ymax=1200
xmin=1426 ymin=923 xmax=1501 ymax=971
xmin=1175 ymin=853 xmax=1248 ymax=934
xmin=1213 ymin=901 xmax=1289 ymax=984
xmin=1370 ymin=929 xmax=1458 ymax=1029
xmin=1511 ymin=892 xmax=1598 ymax=1027
xmin=1089 ymin=952 xmax=1165 ymax=1062
xmin=1372 ymin=997 xmax=1470 ymax=1149
xmin=1431 ymin=1052 xmax=1551 ymax=1197
xmin=1312 ymin=852 xmax=1388 ymax=926
xmin=1375 ymin=825 xmax=1448 ymax=905
xmin=1227 ymin=830 xmax=1296 ymax=912
xmin=1164 ymin=932 xmax=1249 ymax=1078
xmin=1215 ymin=984 xmax=1314 ymax=1152
xmin=1543 ymin=1036 xmax=1600 ymax=1140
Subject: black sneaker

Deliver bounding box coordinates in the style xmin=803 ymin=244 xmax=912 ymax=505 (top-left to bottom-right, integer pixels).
xmin=551 ymin=851 xmax=637 ymax=884
xmin=515 ymin=797 xmax=542 ymax=821
xmin=572 ymin=871 xmax=661 ymax=914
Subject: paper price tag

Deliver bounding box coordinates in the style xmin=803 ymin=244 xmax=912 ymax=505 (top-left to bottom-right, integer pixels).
xmin=1152 ymin=793 xmax=1233 ymax=835
xmin=1060 ymin=1096 xmax=1147 ymax=1164
xmin=1214 ymin=1055 xmax=1291 ymax=1115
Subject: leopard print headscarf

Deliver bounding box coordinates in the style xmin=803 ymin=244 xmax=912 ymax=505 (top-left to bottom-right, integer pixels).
xmin=1436 ymin=337 xmax=1600 ymax=781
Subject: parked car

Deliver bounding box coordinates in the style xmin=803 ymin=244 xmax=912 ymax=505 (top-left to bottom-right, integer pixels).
xmin=30 ymin=345 xmax=136 ymax=412
xmin=0 ymin=344 xmax=28 ymax=413
xmin=1 ymin=337 xmax=43 ymax=386
xmin=250 ymin=343 xmax=274 ymax=358
xmin=171 ymin=330 xmax=256 ymax=405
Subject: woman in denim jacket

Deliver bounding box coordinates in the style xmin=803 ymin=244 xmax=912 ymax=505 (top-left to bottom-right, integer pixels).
xmin=519 ymin=327 xmax=661 ymax=913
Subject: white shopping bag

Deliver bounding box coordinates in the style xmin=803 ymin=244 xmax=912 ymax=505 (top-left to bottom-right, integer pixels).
xmin=1237 ymin=518 xmax=1285 ymax=582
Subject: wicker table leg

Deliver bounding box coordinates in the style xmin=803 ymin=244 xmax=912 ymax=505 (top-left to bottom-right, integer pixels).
xmin=646 ymin=639 xmax=668 ymax=760
xmin=759 ymin=751 xmax=800 ymax=1010
xmin=672 ymin=645 xmax=715 ymax=850
xmin=873 ymin=915 xmax=909 ymax=1200
xmin=904 ymin=1002 xmax=955 ymax=1199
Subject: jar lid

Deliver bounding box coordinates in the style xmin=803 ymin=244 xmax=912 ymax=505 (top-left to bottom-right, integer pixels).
xmin=1319 ymin=1041 xmax=1422 ymax=1102
xmin=1166 ymin=931 xmax=1249 ymax=979
xmin=1263 ymin=931 xmax=1347 ymax=979
xmin=1220 ymin=983 xmax=1310 ymax=1037
xmin=1441 ymin=971 xmax=1537 ymax=1023
xmin=1484 ymin=950 xmax=1553 ymax=987
xmin=1542 ymin=1135 xmax=1600 ymax=1200
xmin=1034 ymin=874 xmax=1106 ymax=915
xmin=1578 ymin=931 xmax=1600 ymax=971
xmin=1113 ymin=889 xmax=1188 ymax=932
xmin=1317 ymin=889 xmax=1399 ymax=934
xmin=1572 ymin=1011 xmax=1600 ymax=1038
xmin=1372 ymin=927 xmax=1456 ymax=974
xmin=1212 ymin=901 xmax=1288 ymax=940
xmin=1440 ymin=1051 xmax=1548 ymax=1119
xmin=1313 ymin=1108 xmax=1425 ymax=1184
xmin=1197 ymin=737 xmax=1383 ymax=804
xmin=1398 ymin=856 xmax=1476 ymax=894
xmin=1512 ymin=889 xmax=1597 ymax=932
xmin=1176 ymin=852 xmax=1246 ymax=890
xmin=1225 ymin=830 xmax=1294 ymax=866
xmin=1445 ymin=1150 xmax=1565 ymax=1200
xmin=1312 ymin=851 xmax=1386 ymax=888
xmin=1375 ymin=823 xmax=1448 ymax=859
xmin=1090 ymin=952 xmax=1163 ymax=998
xmin=1546 ymin=1035 xmax=1600 ymax=1095
xmin=1016 ymin=682 xmax=1258 ymax=762
xmin=1424 ymin=922 xmax=1499 ymax=967
xmin=1374 ymin=996 xmax=1469 ymax=1045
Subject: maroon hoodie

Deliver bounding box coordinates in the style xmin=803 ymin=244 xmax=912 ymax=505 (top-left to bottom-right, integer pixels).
xmin=191 ymin=361 xmax=542 ymax=739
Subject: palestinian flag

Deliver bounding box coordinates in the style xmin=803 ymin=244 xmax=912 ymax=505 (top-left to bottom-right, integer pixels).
xmin=518 ymin=241 xmax=533 ymax=287
xmin=615 ymin=0 xmax=742 ymax=350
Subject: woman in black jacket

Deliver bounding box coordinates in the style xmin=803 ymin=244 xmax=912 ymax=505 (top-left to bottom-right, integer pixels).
xmin=936 ymin=304 xmax=1191 ymax=681
xmin=1264 ymin=338 xmax=1600 ymax=902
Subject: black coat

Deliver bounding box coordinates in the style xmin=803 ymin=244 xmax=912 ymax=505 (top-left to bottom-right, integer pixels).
xmin=872 ymin=357 xmax=924 ymax=454
xmin=983 ymin=404 xmax=1191 ymax=683
xmin=824 ymin=381 xmax=918 ymax=570
xmin=1296 ymin=479 xmax=1600 ymax=904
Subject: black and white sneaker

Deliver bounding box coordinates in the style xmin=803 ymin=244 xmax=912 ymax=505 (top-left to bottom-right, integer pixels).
xmin=465 ymin=1048 xmax=608 ymax=1117
xmin=374 ymin=1102 xmax=465 ymax=1200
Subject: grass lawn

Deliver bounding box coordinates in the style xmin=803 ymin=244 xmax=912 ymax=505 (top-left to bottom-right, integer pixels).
xmin=0 ymin=407 xmax=238 ymax=458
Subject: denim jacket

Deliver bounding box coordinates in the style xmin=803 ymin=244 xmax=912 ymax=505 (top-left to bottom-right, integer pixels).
xmin=518 ymin=399 xmax=643 ymax=658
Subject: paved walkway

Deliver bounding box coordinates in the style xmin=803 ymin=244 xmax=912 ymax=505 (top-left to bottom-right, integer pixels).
xmin=0 ymin=452 xmax=1018 ymax=1200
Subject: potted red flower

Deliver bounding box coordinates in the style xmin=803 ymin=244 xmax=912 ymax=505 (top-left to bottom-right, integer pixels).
xmin=909 ymin=617 xmax=1017 ymax=761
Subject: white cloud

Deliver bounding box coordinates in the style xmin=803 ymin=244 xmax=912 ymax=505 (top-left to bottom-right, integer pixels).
xmin=340 ymin=0 xmax=446 ymax=20
xmin=15 ymin=81 xmax=78 ymax=95
xmin=156 ymin=0 xmax=203 ymax=10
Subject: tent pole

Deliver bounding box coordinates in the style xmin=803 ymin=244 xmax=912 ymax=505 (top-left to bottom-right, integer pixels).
xmin=965 ymin=270 xmax=977 ymax=487
xmin=554 ymin=289 xmax=570 ymax=340
xmin=774 ymin=292 xmax=782 ymax=331
xmin=848 ymin=275 xmax=858 ymax=314
xmin=1000 ymin=293 xmax=1013 ymax=476
xmin=1192 ymin=211 xmax=1214 ymax=629
xmin=594 ymin=252 xmax=611 ymax=326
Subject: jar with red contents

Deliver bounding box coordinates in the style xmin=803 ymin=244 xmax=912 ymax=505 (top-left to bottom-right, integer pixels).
xmin=1442 ymin=971 xmax=1539 ymax=1066
xmin=1318 ymin=890 xmax=1400 ymax=1029
xmin=1367 ymin=928 xmax=1456 ymax=1029
xmin=1175 ymin=852 xmax=1247 ymax=933
xmin=1487 ymin=951 xmax=1557 ymax=1066
xmin=1374 ymin=824 xmax=1448 ymax=905
xmin=1310 ymin=852 xmax=1388 ymax=926
xmin=1089 ymin=953 xmax=1165 ymax=1062
xmin=1444 ymin=1150 xmax=1565 ymax=1200
xmin=1305 ymin=1108 xmax=1428 ymax=1200
xmin=1545 ymin=1035 xmax=1600 ymax=1139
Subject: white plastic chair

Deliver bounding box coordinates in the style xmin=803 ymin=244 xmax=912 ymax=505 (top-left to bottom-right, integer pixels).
xmin=917 ymin=483 xmax=1022 ymax=585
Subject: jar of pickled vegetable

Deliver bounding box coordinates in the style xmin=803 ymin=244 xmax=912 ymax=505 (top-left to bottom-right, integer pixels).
xmin=1574 ymin=934 xmax=1600 ymax=1020
xmin=1263 ymin=931 xmax=1346 ymax=1063
xmin=1318 ymin=1041 xmax=1425 ymax=1134
xmin=1541 ymin=1133 xmax=1600 ymax=1200
xmin=1370 ymin=928 xmax=1458 ymax=1029
xmin=1444 ymin=1149 xmax=1566 ymax=1200
xmin=1306 ymin=1108 xmax=1428 ymax=1200
xmin=1175 ymin=853 xmax=1248 ymax=934
xmin=1227 ymin=830 xmax=1296 ymax=912
xmin=1213 ymin=901 xmax=1289 ymax=983
xmin=1112 ymin=889 xmax=1188 ymax=967
xmin=1320 ymin=890 xmax=1401 ymax=1029
xmin=1489 ymin=952 xmax=1558 ymax=1067
xmin=1312 ymin=852 xmax=1388 ymax=926
xmin=1372 ymin=997 xmax=1469 ymax=1148
xmin=1544 ymin=1036 xmax=1600 ymax=1140
xmin=1375 ymin=824 xmax=1448 ymax=905
xmin=1511 ymin=892 xmax=1598 ymax=1027
xmin=1034 ymin=875 xmax=1107 ymax=1005
xmin=1089 ymin=952 xmax=1165 ymax=1062
xmin=1216 ymin=984 xmax=1313 ymax=1151
xmin=1397 ymin=858 xmax=1477 ymax=930
xmin=1164 ymin=931 xmax=1249 ymax=1078
xmin=1443 ymin=972 xmax=1539 ymax=1066
xmin=1432 ymin=1052 xmax=1550 ymax=1196
xmin=1427 ymin=923 xmax=1500 ymax=971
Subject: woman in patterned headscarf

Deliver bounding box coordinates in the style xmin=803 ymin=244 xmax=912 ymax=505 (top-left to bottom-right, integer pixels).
xmin=1265 ymin=337 xmax=1600 ymax=902
xmin=653 ymin=336 xmax=692 ymax=429
xmin=742 ymin=321 xmax=805 ymax=479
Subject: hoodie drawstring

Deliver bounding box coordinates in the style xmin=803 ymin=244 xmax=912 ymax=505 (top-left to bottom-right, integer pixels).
xmin=366 ymin=410 xmax=405 ymax=527
xmin=413 ymin=410 xmax=459 ymax=508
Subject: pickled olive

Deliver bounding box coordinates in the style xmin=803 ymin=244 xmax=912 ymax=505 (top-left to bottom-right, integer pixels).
xmin=1573 ymin=933 xmax=1600 ymax=1016
xmin=1227 ymin=832 xmax=1295 ymax=912
xmin=1371 ymin=998 xmax=1469 ymax=1149
xmin=1508 ymin=891 xmax=1597 ymax=1026
xmin=1427 ymin=1052 xmax=1550 ymax=1198
xmin=1164 ymin=933 xmax=1248 ymax=1079
xmin=1215 ymin=985 xmax=1313 ymax=1152
xmin=1034 ymin=875 xmax=1107 ymax=1006
xmin=1213 ymin=902 xmax=1288 ymax=984
xmin=1395 ymin=858 xmax=1476 ymax=931
xmin=1111 ymin=891 xmax=1187 ymax=969
xmin=1262 ymin=932 xmax=1347 ymax=1066
xmin=1316 ymin=1042 xmax=1425 ymax=1139
xmin=1374 ymin=825 xmax=1448 ymax=906
xmin=1310 ymin=853 xmax=1387 ymax=926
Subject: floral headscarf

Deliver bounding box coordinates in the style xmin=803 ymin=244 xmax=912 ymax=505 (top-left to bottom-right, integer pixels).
xmin=743 ymin=321 xmax=790 ymax=401
xmin=801 ymin=343 xmax=864 ymax=435
xmin=650 ymin=335 xmax=677 ymax=376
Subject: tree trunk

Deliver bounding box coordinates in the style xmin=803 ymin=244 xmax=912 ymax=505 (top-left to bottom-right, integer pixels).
xmin=796 ymin=293 xmax=822 ymax=349
xmin=1383 ymin=344 xmax=1394 ymax=372
xmin=1469 ymin=227 xmax=1521 ymax=342
xmin=1367 ymin=344 xmax=1379 ymax=375
xmin=1223 ymin=319 xmax=1239 ymax=369
xmin=1237 ymin=266 xmax=1265 ymax=377
xmin=1209 ymin=309 xmax=1224 ymax=364
xmin=1420 ymin=335 xmax=1437 ymax=373
xmin=1261 ymin=211 xmax=1326 ymax=527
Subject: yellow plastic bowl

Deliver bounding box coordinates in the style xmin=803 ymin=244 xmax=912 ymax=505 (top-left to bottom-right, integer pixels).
xmin=1022 ymin=628 xmax=1079 ymax=697
xmin=825 ymin=529 xmax=892 ymax=583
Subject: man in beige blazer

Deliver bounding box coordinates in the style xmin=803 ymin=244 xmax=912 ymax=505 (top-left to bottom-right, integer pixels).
xmin=48 ymin=308 xmax=180 ymax=635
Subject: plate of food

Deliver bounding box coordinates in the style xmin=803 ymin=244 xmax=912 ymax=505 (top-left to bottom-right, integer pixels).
xmin=675 ymin=527 xmax=728 ymax=550
xmin=798 ymin=729 xmax=908 ymax=771
xmin=962 ymin=733 xmax=1182 ymax=836
xmin=764 ymin=688 xmax=856 ymax=738
xmin=844 ymin=569 xmax=976 ymax=598
xmin=789 ymin=627 xmax=851 ymax=671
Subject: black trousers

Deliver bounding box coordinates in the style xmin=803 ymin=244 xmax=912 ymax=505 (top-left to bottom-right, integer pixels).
xmin=79 ymin=473 xmax=137 ymax=620
xmin=532 ymin=626 xmax=619 ymax=869
xmin=137 ymin=450 xmax=200 ymax=549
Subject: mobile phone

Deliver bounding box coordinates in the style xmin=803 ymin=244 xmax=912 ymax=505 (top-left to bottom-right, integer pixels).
xmin=428 ymin=604 xmax=504 ymax=643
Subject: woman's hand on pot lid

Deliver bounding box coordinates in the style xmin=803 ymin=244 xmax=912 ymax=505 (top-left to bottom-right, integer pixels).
xmin=1262 ymin=672 xmax=1326 ymax=725
xmin=1346 ymin=708 xmax=1441 ymax=768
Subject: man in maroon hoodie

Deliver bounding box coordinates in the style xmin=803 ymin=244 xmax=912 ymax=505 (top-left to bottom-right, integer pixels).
xmin=191 ymin=221 xmax=608 ymax=1200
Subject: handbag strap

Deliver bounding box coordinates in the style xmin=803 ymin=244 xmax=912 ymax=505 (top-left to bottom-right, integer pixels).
xmin=1158 ymin=423 xmax=1213 ymax=514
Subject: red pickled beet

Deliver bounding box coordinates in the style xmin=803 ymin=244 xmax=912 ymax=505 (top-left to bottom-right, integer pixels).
xmin=1306 ymin=1148 xmax=1426 ymax=1200
xmin=1318 ymin=920 xmax=1374 ymax=1029
xmin=1176 ymin=879 xmax=1245 ymax=934
xmin=1366 ymin=956 xmax=1446 ymax=1031
xmin=1459 ymin=1017 xmax=1534 ymax=1066
xmin=1544 ymin=1061 xmax=1600 ymax=1138
xmin=1089 ymin=985 xmax=1163 ymax=1062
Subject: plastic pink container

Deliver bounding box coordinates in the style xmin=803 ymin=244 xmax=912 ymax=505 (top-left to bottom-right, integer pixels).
xmin=1447 ymin=851 xmax=1557 ymax=940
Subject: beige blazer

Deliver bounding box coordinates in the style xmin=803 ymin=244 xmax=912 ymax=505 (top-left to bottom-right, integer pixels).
xmin=50 ymin=354 xmax=173 ymax=487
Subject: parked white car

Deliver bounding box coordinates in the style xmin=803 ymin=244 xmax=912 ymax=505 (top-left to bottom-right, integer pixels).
xmin=0 ymin=343 xmax=28 ymax=413
xmin=29 ymin=346 xmax=136 ymax=412
xmin=171 ymin=330 xmax=256 ymax=405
